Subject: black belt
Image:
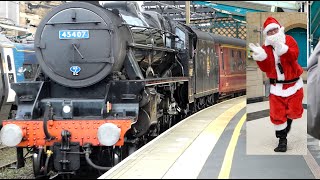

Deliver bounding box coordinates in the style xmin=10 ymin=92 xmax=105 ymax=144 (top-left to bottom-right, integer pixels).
xmin=269 ymin=77 xmax=300 ymax=84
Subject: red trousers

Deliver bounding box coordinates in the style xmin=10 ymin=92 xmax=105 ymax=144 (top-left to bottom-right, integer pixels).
xmin=269 ymin=88 xmax=304 ymax=125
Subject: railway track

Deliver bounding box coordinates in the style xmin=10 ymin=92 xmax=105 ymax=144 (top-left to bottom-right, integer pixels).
xmin=0 ymin=154 xmax=32 ymax=171
xmin=0 ymin=145 xmax=9 ymax=151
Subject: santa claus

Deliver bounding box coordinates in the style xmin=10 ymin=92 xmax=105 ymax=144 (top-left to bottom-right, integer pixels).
xmin=249 ymin=17 xmax=304 ymax=152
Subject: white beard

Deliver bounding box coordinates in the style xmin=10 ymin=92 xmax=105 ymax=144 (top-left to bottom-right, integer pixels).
xmin=265 ymin=29 xmax=286 ymax=46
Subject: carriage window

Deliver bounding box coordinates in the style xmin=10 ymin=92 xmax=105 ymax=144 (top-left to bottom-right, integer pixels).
xmin=211 ymin=48 xmax=215 ymax=71
xmin=240 ymin=50 xmax=244 ymax=70
xmin=221 ymin=48 xmax=224 ymax=70
xmin=7 ymin=55 xmax=12 ymax=71
xmin=230 ymin=49 xmax=234 ymax=72
xmin=175 ymin=27 xmax=185 ymax=49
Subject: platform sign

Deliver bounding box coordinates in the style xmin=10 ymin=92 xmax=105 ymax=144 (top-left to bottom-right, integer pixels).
xmin=59 ymin=30 xmax=89 ymax=39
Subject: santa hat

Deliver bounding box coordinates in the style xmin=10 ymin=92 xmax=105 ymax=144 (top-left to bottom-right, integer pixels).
xmin=263 ymin=17 xmax=283 ymax=35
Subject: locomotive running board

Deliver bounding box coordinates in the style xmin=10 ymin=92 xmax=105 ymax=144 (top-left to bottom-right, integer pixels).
xmin=142 ymin=77 xmax=189 ymax=86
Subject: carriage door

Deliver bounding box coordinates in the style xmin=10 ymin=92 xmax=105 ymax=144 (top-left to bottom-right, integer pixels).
xmin=213 ymin=45 xmax=219 ymax=89
xmin=4 ymin=49 xmax=16 ymax=103
xmin=188 ymin=35 xmax=195 ymax=102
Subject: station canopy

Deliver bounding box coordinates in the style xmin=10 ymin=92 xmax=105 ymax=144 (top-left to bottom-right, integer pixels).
xmin=141 ymin=1 xmax=301 ymax=39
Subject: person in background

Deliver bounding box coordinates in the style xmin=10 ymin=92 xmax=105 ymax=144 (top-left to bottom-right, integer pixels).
xmin=248 ymin=17 xmax=304 ymax=152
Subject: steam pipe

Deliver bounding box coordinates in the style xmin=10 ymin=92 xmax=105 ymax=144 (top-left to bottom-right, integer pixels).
xmin=84 ymin=147 xmax=112 ymax=171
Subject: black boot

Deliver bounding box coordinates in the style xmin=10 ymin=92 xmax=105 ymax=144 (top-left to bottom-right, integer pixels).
xmin=285 ymin=119 xmax=293 ymax=134
xmin=274 ymin=129 xmax=287 ymax=152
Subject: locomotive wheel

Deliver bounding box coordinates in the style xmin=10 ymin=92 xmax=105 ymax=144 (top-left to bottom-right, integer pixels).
xmin=196 ymin=99 xmax=202 ymax=111
xmin=33 ymin=148 xmax=46 ymax=178
xmin=197 ymin=98 xmax=205 ymax=110
xmin=189 ymin=103 xmax=196 ymax=115
xmin=206 ymin=96 xmax=211 ymax=107
xmin=161 ymin=115 xmax=172 ymax=133
xmin=112 ymin=147 xmax=122 ymax=166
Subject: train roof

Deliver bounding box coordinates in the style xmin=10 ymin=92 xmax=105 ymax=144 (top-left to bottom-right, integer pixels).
xmin=190 ymin=27 xmax=246 ymax=47
xmin=210 ymin=34 xmax=246 ymax=47
xmin=191 ymin=28 xmax=215 ymax=42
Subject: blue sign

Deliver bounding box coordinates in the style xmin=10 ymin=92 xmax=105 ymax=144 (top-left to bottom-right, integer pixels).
xmin=59 ymin=30 xmax=89 ymax=39
xmin=70 ymin=66 xmax=81 ymax=76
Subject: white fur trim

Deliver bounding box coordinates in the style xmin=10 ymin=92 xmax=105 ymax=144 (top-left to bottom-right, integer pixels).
xmin=265 ymin=27 xmax=286 ymax=46
xmin=268 ymin=49 xmax=303 ymax=97
xmin=273 ymin=50 xmax=285 ymax=81
xmin=270 ymin=77 xmax=303 ymax=97
xmin=275 ymin=43 xmax=289 ymax=56
xmin=274 ymin=121 xmax=287 ymax=131
xmin=263 ymin=23 xmax=280 ymax=35
xmin=252 ymin=48 xmax=267 ymax=61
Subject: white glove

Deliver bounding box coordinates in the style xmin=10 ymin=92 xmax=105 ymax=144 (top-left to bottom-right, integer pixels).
xmin=248 ymin=43 xmax=267 ymax=61
xmin=274 ymin=42 xmax=288 ymax=56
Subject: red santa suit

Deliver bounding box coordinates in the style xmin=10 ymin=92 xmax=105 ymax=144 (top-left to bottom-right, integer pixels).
xmin=251 ymin=17 xmax=304 ymax=131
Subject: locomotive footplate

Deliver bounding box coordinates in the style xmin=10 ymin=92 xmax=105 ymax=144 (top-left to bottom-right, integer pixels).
xmin=53 ymin=130 xmax=80 ymax=172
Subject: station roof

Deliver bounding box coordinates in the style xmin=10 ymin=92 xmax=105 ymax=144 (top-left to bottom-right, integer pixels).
xmin=142 ymin=1 xmax=301 ymax=23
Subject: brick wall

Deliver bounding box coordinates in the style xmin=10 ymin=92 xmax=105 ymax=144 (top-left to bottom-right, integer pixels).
xmin=19 ymin=1 xmax=64 ymax=35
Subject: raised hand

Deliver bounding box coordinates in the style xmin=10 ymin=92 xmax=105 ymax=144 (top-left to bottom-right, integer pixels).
xmin=248 ymin=43 xmax=267 ymax=61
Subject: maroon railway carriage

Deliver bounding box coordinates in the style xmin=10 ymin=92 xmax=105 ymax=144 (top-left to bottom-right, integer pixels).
xmin=213 ymin=35 xmax=246 ymax=97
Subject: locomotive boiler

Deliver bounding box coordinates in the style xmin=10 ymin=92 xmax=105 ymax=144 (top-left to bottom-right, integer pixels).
xmin=0 ymin=1 xmax=245 ymax=178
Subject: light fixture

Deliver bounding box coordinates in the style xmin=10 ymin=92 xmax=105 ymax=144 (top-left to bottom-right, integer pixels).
xmin=97 ymin=123 xmax=121 ymax=146
xmin=0 ymin=124 xmax=23 ymax=147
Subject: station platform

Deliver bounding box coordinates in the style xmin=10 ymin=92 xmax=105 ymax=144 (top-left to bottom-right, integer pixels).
xmin=98 ymin=91 xmax=320 ymax=179
xmin=246 ymin=83 xmax=307 ymax=155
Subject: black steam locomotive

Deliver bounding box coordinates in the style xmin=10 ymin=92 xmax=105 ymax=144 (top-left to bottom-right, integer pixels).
xmin=0 ymin=1 xmax=245 ymax=178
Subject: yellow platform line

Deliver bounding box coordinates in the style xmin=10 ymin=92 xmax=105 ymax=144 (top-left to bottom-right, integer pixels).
xmin=218 ymin=113 xmax=246 ymax=179
xmin=162 ymin=101 xmax=246 ymax=179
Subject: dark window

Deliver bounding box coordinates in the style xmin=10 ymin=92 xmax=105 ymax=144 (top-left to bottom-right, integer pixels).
xmin=189 ymin=36 xmax=193 ymax=57
xmin=175 ymin=27 xmax=185 ymax=49
xmin=230 ymin=49 xmax=234 ymax=72
xmin=239 ymin=51 xmax=241 ymax=58
xmin=7 ymin=55 xmax=12 ymax=71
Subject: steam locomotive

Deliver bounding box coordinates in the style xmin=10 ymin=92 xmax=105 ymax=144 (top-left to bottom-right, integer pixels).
xmin=0 ymin=1 xmax=245 ymax=178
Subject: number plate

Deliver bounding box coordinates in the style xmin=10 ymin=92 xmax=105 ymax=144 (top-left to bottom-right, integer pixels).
xmin=59 ymin=30 xmax=89 ymax=39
